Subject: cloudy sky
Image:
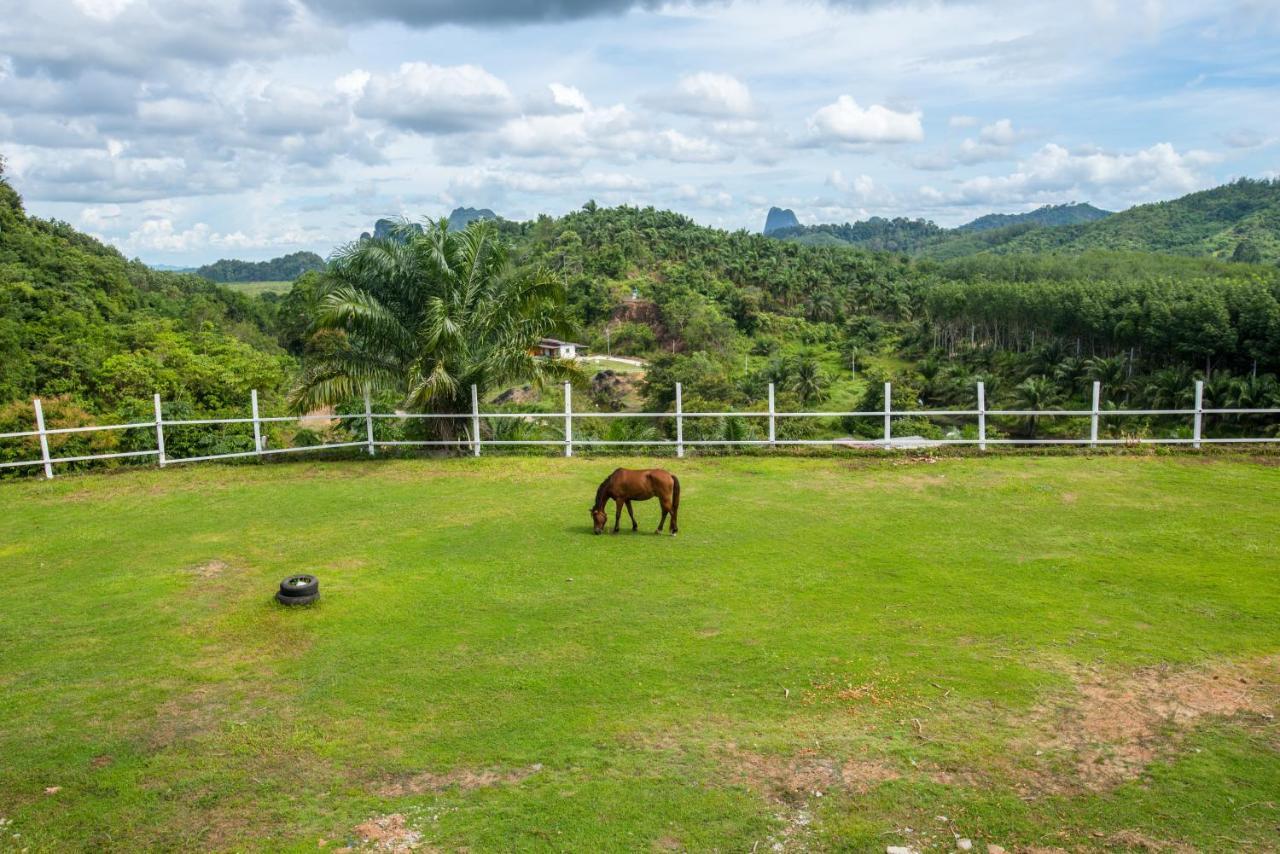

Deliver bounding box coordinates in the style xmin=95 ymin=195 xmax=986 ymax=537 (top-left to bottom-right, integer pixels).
xmin=1 ymin=0 xmax=1278 ymax=265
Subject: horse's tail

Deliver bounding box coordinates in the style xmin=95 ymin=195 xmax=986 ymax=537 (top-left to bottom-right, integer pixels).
xmin=671 ymin=474 xmax=680 ymax=513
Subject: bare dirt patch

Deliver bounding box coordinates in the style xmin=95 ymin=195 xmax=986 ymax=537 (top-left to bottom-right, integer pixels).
xmin=722 ymin=745 xmax=900 ymax=803
xmin=338 ymin=814 xmax=427 ymax=852
xmin=191 ymin=559 xmax=230 ymax=578
xmin=377 ymin=763 xmax=543 ymax=797
xmin=1032 ymin=657 xmax=1277 ymax=791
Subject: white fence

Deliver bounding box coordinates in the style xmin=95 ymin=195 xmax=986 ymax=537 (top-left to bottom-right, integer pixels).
xmin=2 ymin=379 xmax=1278 ymax=479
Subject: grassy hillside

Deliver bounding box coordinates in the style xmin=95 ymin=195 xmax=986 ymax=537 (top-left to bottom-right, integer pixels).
xmin=1 ymin=456 xmax=1278 ymax=851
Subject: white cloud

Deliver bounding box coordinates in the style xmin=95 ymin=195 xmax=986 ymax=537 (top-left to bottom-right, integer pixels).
xmin=949 ymin=114 xmax=978 ymax=127
xmin=650 ymin=129 xmax=727 ymax=162
xmin=978 ymin=118 xmax=1016 ymax=145
xmin=657 ymin=72 xmax=755 ymax=118
xmin=826 ymin=170 xmax=876 ymax=199
xmin=354 ymin=62 xmax=516 ymax=132
xmin=548 ymin=83 xmax=591 ymax=112
xmin=807 ymin=96 xmax=923 ymax=145
xmin=956 ymin=142 xmax=1219 ymax=205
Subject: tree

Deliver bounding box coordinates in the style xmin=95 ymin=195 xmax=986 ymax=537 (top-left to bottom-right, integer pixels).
xmin=290 ymin=219 xmax=581 ymax=443
xmin=1231 ymin=240 xmax=1262 ymax=264
xmin=1012 ymin=375 xmax=1061 ymax=437
xmin=789 ymin=353 xmax=829 ymax=406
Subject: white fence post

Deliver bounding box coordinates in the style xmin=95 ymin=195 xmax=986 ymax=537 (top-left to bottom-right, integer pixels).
xmin=153 ymin=393 xmax=166 ymax=467
xmin=33 ymin=398 xmax=53 ymax=479
xmin=977 ymin=381 xmax=986 ymax=452
xmin=251 ymin=389 xmax=263 ymax=457
xmin=1090 ymin=381 xmax=1101 ymax=449
xmin=675 ymin=382 xmax=685 ymax=458
xmin=564 ymin=382 xmax=573 ymax=458
xmin=883 ymin=382 xmax=892 ymax=449
xmin=767 ymin=383 xmax=776 ymax=447
xmin=471 ymin=384 xmax=482 ymax=457
xmin=1193 ymin=379 xmax=1204 ymax=450
xmin=364 ymin=387 xmax=376 ymax=456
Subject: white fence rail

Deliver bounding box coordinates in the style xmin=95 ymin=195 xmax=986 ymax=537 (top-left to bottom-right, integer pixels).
xmin=3 ymin=379 xmax=1278 ymax=479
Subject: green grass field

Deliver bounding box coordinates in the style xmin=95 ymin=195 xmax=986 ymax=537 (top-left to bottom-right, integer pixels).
xmin=217 ymin=280 xmax=294 ymax=297
xmin=1 ymin=456 xmax=1278 ymax=852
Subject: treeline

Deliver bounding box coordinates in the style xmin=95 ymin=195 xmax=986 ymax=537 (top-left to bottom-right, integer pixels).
xmin=0 ymin=169 xmax=294 ymax=467
xmin=195 ymin=251 xmax=325 ymax=283
xmin=771 ymin=217 xmax=944 ymax=254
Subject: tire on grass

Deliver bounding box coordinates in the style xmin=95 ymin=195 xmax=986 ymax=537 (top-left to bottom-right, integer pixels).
xmin=278 ymin=574 xmax=319 ymax=598
xmin=275 ymin=591 xmax=319 ymax=606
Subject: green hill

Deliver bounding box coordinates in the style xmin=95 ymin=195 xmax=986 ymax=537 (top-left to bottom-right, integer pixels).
xmin=194 ymin=251 xmax=325 ymax=283
xmin=982 ymin=178 xmax=1280 ymax=262
xmin=0 ymin=165 xmax=291 ymax=422
xmin=770 ymin=180 xmax=1280 ymax=264
xmin=770 ymin=217 xmax=944 ymax=253
xmin=957 ymin=202 xmax=1111 ymax=232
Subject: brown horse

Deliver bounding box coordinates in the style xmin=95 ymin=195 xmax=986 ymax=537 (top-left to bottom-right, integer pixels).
xmin=590 ymin=468 xmax=680 ymax=536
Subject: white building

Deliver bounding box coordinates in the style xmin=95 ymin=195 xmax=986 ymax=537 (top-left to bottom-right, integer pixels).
xmin=535 ymin=338 xmax=583 ymax=359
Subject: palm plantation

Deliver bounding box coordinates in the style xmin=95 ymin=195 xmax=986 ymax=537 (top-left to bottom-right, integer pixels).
xmin=291 ymin=219 xmax=581 ymax=441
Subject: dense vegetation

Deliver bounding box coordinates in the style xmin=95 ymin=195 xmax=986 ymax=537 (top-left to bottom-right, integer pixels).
xmin=956 ymin=202 xmax=1111 ymax=232
xmin=3 ymin=161 xmax=1279 ymax=472
xmin=195 ymin=251 xmax=325 ymax=283
xmin=0 ymin=168 xmax=293 ymax=466
xmin=774 ymin=179 xmax=1280 ymax=265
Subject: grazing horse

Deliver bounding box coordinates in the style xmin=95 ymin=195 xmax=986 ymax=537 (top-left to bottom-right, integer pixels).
xmin=590 ymin=468 xmax=680 ymax=536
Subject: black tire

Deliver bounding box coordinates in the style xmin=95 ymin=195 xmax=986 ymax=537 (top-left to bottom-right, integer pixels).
xmin=275 ymin=591 xmax=319 ymax=606
xmin=278 ymin=574 xmax=319 ymax=597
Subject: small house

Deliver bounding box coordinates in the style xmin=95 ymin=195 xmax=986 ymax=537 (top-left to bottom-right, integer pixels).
xmin=535 ymin=338 xmax=583 ymax=359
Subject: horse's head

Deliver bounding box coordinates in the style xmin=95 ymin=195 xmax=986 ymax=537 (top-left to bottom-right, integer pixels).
xmin=590 ymin=506 xmax=607 ymax=534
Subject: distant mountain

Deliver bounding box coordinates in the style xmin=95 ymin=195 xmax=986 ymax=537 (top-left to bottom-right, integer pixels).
xmin=957 ymin=202 xmax=1112 ymax=233
xmin=447 ymin=207 xmax=497 ymax=231
xmin=762 ymin=206 xmax=799 ymax=235
xmin=195 ymin=251 xmax=325 ymax=283
xmin=766 ymin=180 xmax=1280 ymax=264
xmin=360 ymin=218 xmax=424 ymax=242
xmin=149 ymin=263 xmax=197 ymax=272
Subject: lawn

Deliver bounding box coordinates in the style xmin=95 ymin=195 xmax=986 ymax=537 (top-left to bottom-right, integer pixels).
xmin=217 ymin=280 xmax=294 ymax=297
xmin=1 ymin=455 xmax=1278 ymax=852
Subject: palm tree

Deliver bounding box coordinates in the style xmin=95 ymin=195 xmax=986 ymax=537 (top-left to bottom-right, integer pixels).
xmin=789 ymin=353 xmax=829 ymax=407
xmin=1085 ymin=355 xmax=1128 ymax=400
xmin=1013 ymin=375 xmax=1062 ymax=438
xmin=291 ymin=219 xmax=581 ymax=443
xmin=1141 ymin=366 xmax=1194 ymax=410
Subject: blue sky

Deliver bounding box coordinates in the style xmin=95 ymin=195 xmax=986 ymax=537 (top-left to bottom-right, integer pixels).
xmin=1 ymin=0 xmax=1278 ymax=265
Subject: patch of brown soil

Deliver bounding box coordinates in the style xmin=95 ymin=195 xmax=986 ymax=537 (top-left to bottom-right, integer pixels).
xmin=1033 ymin=659 xmax=1276 ymax=790
xmin=339 ymin=814 xmax=426 ymax=852
xmin=377 ymin=763 xmax=542 ymax=796
xmin=90 ymin=754 xmax=113 ymax=768
xmin=1103 ymin=829 xmax=1196 ymax=852
xmin=722 ymin=745 xmax=899 ymax=803
xmin=191 ymin=559 xmax=230 ymax=578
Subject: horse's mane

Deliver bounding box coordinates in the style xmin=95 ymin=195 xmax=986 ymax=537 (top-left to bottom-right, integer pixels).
xmin=593 ymin=477 xmax=611 ymax=511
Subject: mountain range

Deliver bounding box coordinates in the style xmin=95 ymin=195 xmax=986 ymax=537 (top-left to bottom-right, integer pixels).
xmin=766 ymin=179 xmax=1280 ymax=264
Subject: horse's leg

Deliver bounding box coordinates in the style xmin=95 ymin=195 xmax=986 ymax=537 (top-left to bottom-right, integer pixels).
xmin=613 ymin=498 xmax=623 ymax=533
xmin=625 ymin=500 xmax=638 ymax=531
xmin=656 ymin=504 xmax=667 ymax=533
